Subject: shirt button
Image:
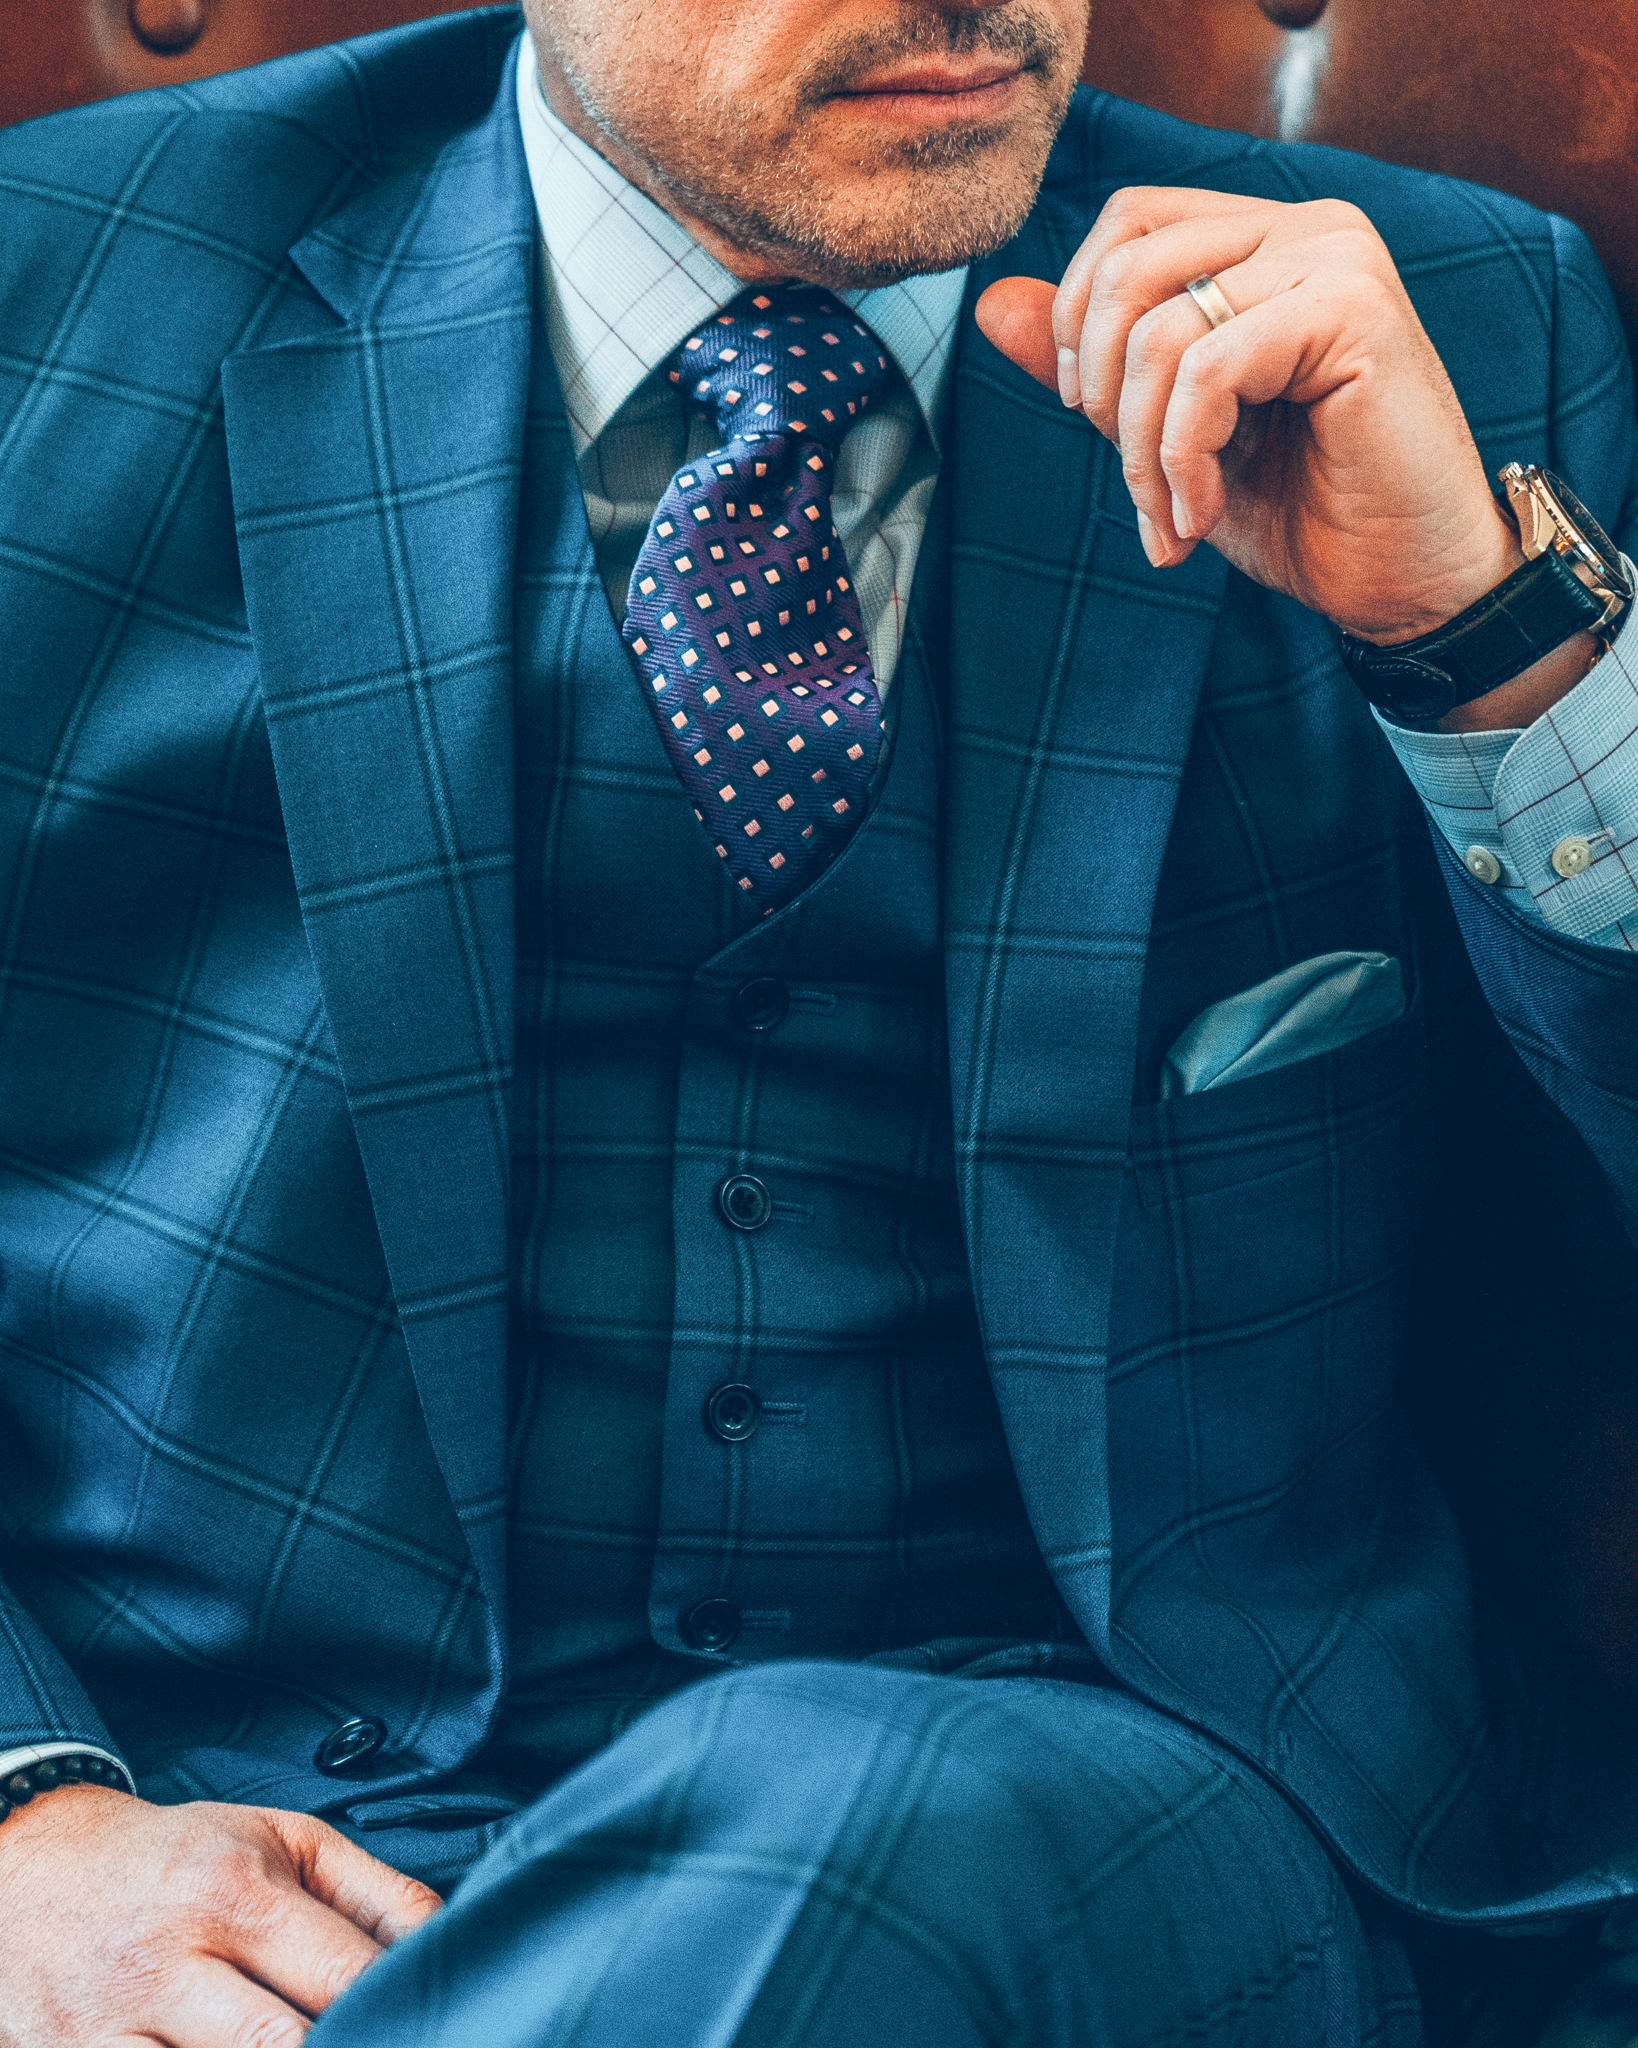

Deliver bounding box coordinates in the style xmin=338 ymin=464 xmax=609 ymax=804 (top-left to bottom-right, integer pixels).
xmin=717 ymin=1174 xmax=773 ymax=1231
xmin=679 ymin=1598 xmax=741 ymax=1653
xmin=732 ymin=977 xmax=790 ymax=1032
xmin=1551 ymin=835 xmax=1594 ymax=878
xmin=314 ymin=1717 xmax=387 ymax=1775
xmin=1464 ymin=845 xmax=1502 ymax=886
xmin=705 ymin=1383 xmax=762 ymax=1442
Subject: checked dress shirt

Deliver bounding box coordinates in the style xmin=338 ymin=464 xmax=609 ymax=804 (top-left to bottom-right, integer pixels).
xmin=518 ymin=33 xmax=1638 ymax=958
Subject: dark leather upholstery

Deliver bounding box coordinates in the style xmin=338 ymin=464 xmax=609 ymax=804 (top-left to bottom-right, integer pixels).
xmin=0 ymin=0 xmax=486 ymax=127
xmin=1080 ymin=0 xmax=1638 ymax=358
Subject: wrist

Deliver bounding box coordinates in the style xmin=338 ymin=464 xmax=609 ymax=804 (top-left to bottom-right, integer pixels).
xmin=1435 ymin=627 xmax=1602 ymax=732
xmin=1345 ymin=504 xmax=1524 ymax=647
xmin=0 ymin=1749 xmax=134 ymax=1829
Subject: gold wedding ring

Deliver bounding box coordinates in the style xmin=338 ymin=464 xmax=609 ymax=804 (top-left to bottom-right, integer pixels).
xmin=1184 ymin=274 xmax=1237 ymax=330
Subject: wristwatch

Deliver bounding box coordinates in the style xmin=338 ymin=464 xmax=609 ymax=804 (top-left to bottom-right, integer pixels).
xmin=1338 ymin=464 xmax=1633 ymax=725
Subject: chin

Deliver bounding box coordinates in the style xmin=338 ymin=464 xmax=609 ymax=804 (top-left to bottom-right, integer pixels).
xmin=789 ymin=197 xmax=1044 ymax=289
xmin=730 ymin=150 xmax=1053 ymax=289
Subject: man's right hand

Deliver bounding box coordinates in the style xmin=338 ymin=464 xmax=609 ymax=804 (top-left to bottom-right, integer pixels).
xmin=0 ymin=1783 xmax=441 ymax=2045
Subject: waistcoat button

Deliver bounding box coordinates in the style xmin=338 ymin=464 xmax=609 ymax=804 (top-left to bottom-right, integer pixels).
xmin=705 ymin=1383 xmax=762 ymax=1442
xmin=679 ymin=1598 xmax=741 ymax=1653
xmin=314 ymin=1717 xmax=387 ymax=1775
xmin=717 ymin=1174 xmax=773 ymax=1231
xmin=732 ymin=977 xmax=791 ymax=1032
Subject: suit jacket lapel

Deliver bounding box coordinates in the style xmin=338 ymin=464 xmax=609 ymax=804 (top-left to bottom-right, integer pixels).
xmin=220 ymin=68 xmax=536 ymax=1625
xmin=944 ymin=219 xmax=1228 ymax=1650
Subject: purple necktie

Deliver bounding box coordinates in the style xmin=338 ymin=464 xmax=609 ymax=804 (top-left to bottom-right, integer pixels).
xmin=622 ymin=285 xmax=896 ymax=914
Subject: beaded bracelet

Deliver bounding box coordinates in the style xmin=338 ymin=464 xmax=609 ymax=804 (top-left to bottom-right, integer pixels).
xmin=0 ymin=1752 xmax=129 ymax=1823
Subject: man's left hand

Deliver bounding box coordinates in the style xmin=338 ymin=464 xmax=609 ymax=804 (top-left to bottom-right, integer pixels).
xmin=976 ymin=187 xmax=1524 ymax=646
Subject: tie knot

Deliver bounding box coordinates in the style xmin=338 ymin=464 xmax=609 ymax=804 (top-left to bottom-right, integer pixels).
xmin=668 ymin=284 xmax=895 ymax=457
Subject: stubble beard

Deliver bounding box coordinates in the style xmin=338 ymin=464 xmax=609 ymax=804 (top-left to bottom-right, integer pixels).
xmin=552 ymin=9 xmax=1080 ymax=289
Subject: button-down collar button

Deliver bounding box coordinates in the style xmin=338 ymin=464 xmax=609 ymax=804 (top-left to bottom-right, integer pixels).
xmin=314 ymin=1717 xmax=386 ymax=1775
xmin=1464 ymin=845 xmax=1502 ymax=886
xmin=718 ymin=1173 xmax=773 ymax=1231
xmin=705 ymin=1383 xmax=762 ymax=1442
xmin=1551 ymin=835 xmax=1594 ymax=879
xmin=732 ymin=977 xmax=790 ymax=1031
xmin=679 ymin=1598 xmax=741 ymax=1653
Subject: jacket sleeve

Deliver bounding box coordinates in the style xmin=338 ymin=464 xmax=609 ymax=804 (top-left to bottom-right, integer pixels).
xmin=0 ymin=1582 xmax=132 ymax=1773
xmin=1421 ymin=213 xmax=1638 ymax=1224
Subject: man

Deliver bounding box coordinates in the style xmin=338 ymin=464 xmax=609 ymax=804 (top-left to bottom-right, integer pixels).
xmin=2 ymin=0 xmax=1638 ymax=2038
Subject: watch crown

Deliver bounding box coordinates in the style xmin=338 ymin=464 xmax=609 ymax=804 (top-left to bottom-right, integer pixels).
xmin=1500 ymin=461 xmax=1555 ymax=560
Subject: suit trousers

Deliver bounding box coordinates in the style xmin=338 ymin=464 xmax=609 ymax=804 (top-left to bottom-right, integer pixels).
xmin=311 ymin=1661 xmax=1425 ymax=2048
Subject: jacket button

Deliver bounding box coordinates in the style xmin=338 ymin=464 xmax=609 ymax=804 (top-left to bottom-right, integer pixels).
xmin=732 ymin=977 xmax=790 ymax=1032
xmin=717 ymin=1174 xmax=772 ymax=1231
xmin=314 ymin=1717 xmax=387 ymax=1775
xmin=705 ymin=1383 xmax=762 ymax=1442
xmin=679 ymin=1598 xmax=741 ymax=1653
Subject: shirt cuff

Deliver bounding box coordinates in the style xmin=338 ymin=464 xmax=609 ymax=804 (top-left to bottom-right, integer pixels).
xmin=1377 ymin=570 xmax=1638 ymax=952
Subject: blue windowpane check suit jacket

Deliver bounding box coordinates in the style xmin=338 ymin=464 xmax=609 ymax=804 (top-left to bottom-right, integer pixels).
xmin=4 ymin=5 xmax=1638 ymax=1924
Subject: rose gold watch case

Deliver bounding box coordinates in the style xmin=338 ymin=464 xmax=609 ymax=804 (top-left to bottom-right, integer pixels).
xmin=1500 ymin=461 xmax=1633 ymax=629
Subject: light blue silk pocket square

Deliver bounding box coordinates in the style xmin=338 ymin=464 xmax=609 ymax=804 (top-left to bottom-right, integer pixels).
xmin=1159 ymin=951 xmax=1405 ymax=1099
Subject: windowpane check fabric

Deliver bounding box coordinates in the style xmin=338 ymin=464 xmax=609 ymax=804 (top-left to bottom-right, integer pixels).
xmin=622 ymin=289 xmax=895 ymax=910
xmin=1380 ymin=590 xmax=1638 ymax=949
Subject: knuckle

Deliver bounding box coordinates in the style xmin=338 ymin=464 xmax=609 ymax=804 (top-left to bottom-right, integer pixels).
xmin=1100 ymin=187 xmax=1144 ymax=231
xmin=183 ymin=1844 xmax=275 ymax=1924
xmin=1308 ymin=196 xmax=1370 ymax=235
xmin=310 ymin=1949 xmax=368 ymax=2009
xmin=230 ymin=2014 xmax=308 ymax=2048
xmin=1157 ymin=433 xmax=1196 ymax=477
xmin=1125 ymin=309 xmax=1174 ymax=375
xmin=1093 ymin=239 xmax=1147 ymax=311
xmin=1342 ymin=268 xmax=1401 ymax=324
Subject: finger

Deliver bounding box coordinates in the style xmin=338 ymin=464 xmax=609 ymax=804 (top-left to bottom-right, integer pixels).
xmin=1064 ymin=199 xmax=1383 ymax=440
xmin=153 ymin=1957 xmax=311 ymax=2048
xmin=973 ymin=276 xmax=1060 ymax=393
xmin=1077 ymin=217 xmax=1270 ymax=438
xmin=1051 ymin=187 xmax=1275 ymax=390
xmin=1113 ymin=234 xmax=1402 ymax=555
xmin=266 ymin=1809 xmax=442 ymax=1946
xmin=1157 ymin=269 xmax=1425 ymax=543
xmin=1113 ymin=292 xmax=1222 ymax=561
xmin=229 ymin=1869 xmax=390 ymax=2017
xmin=1111 ymin=245 xmax=1296 ymax=551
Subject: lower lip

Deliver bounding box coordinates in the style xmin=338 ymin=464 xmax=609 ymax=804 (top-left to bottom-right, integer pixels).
xmin=834 ymin=73 xmax=1023 ymax=123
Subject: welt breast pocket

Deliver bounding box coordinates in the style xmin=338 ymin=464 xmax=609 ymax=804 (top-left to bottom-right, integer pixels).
xmin=1128 ymin=985 xmax=1427 ymax=1213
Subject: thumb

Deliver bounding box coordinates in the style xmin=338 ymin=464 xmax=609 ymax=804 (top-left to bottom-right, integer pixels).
xmin=974 ymin=276 xmax=1060 ymax=392
xmin=265 ymin=1808 xmax=444 ymax=1947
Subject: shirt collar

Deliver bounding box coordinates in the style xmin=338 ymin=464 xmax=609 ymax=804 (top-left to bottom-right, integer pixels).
xmin=515 ymin=33 xmax=966 ymax=454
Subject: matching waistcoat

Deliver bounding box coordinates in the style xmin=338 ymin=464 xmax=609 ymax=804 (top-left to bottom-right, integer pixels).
xmin=490 ymin=326 xmax=1076 ymax=1787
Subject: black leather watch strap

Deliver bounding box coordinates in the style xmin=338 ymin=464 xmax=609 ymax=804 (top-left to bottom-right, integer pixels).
xmin=1337 ymin=546 xmax=1609 ymax=726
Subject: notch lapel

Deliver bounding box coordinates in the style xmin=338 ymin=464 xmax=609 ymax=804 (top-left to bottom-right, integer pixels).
xmin=220 ymin=67 xmax=536 ymax=1625
xmin=944 ymin=225 xmax=1228 ymax=1651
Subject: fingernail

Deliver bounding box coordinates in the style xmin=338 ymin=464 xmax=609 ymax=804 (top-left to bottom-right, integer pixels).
xmin=1056 ymin=347 xmax=1080 ymax=409
xmin=1171 ymin=491 xmax=1193 ymax=539
xmin=1136 ymin=510 xmax=1164 ymax=566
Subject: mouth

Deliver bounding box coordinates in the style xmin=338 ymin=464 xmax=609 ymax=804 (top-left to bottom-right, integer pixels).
xmin=828 ymin=60 xmax=1028 ymax=122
